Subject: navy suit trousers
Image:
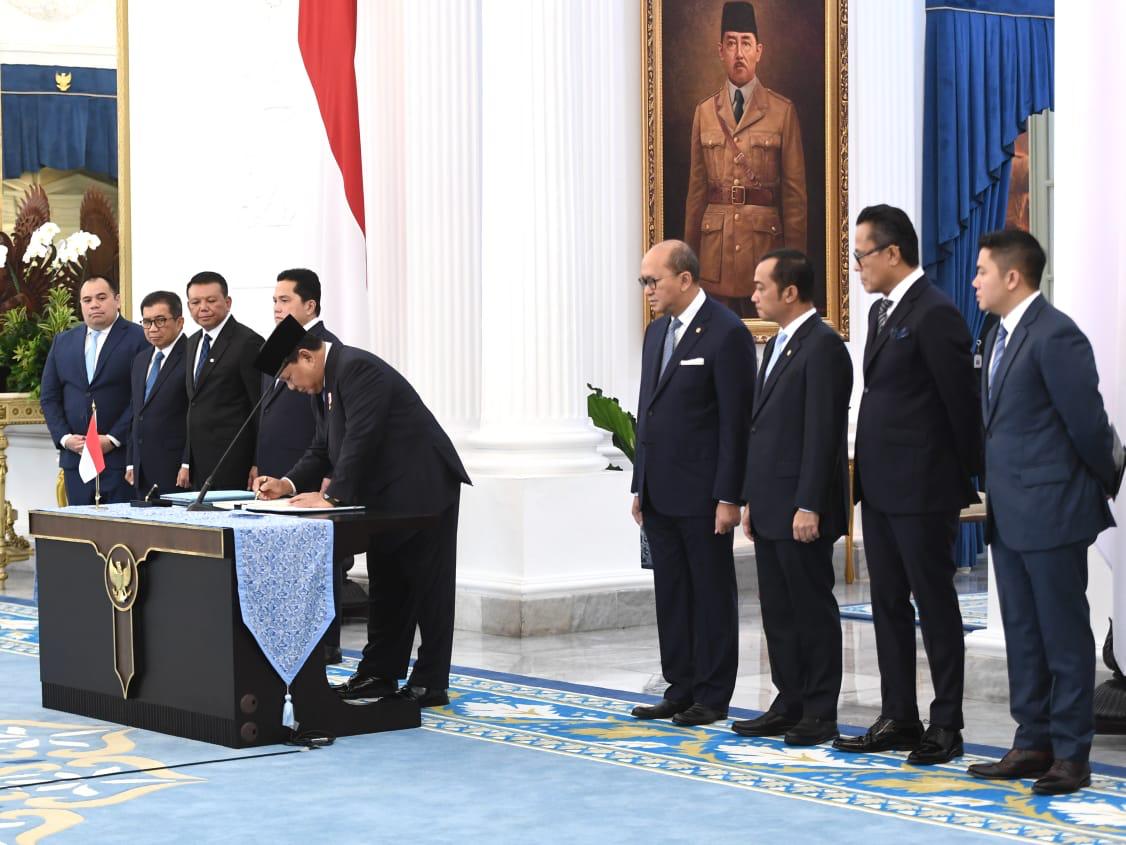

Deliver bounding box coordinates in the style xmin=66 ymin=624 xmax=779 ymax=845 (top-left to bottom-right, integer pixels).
xmin=991 ymin=530 xmax=1095 ymax=763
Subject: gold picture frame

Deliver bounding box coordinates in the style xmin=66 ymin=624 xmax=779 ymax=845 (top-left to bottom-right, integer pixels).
xmin=642 ymin=0 xmax=848 ymax=341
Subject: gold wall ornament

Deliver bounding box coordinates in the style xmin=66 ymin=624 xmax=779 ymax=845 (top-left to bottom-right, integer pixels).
xmin=0 ymin=393 xmax=47 ymax=581
xmin=55 ymin=72 xmax=73 ymax=92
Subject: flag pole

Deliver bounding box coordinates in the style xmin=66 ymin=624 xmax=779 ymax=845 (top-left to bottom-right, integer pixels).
xmin=92 ymin=400 xmax=102 ymax=509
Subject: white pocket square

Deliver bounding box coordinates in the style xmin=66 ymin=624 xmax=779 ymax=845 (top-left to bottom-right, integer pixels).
xmin=680 ymin=357 xmax=705 ymax=366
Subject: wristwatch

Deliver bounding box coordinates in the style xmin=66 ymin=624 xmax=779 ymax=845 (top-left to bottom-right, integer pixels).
xmin=322 ymin=493 xmax=340 ymax=507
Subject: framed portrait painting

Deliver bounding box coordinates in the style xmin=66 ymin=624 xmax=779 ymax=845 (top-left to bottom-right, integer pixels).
xmin=642 ymin=0 xmax=848 ymax=340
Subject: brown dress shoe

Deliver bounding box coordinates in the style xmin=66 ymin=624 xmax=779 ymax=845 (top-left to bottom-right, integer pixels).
xmin=1032 ymin=760 xmax=1092 ymax=795
xmin=968 ymin=748 xmax=1053 ymax=780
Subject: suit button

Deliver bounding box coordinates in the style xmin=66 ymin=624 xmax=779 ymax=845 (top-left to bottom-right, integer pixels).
xmin=734 ymin=213 xmax=740 ymax=221
xmin=735 ymin=244 xmax=741 ymax=252
xmin=863 ymin=387 xmax=869 ymax=394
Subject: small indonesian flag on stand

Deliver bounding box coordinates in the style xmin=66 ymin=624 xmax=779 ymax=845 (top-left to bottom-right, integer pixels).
xmin=78 ymin=408 xmax=105 ymax=483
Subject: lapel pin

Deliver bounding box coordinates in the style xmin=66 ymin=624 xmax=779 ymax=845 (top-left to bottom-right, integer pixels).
xmin=327 ymin=392 xmax=333 ymax=411
xmin=695 ymin=327 xmax=702 ymax=334
xmin=786 ymin=349 xmax=793 ymax=357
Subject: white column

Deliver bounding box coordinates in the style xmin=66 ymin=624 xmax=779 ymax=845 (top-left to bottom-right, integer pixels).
xmin=400 ymin=0 xmax=483 ymax=444
xmin=464 ymin=0 xmax=609 ymax=476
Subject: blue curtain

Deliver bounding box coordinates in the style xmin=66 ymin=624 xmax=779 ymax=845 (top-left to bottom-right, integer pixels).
xmin=1 ymin=64 xmax=117 ymax=180
xmin=921 ymin=0 xmax=1054 ymax=567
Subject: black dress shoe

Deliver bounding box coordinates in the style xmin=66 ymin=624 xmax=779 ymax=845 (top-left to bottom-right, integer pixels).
xmin=907 ymin=726 xmax=963 ymax=764
xmin=671 ymin=703 xmax=728 ymax=726
xmin=391 ymin=685 xmax=450 ymax=708
xmin=968 ymin=748 xmax=1053 ymax=780
xmin=332 ymin=673 xmax=398 ymax=700
xmin=631 ymin=699 xmax=690 ymax=720
xmin=1032 ymin=760 xmax=1091 ymax=795
xmin=731 ymin=711 xmax=798 ymax=737
xmin=323 ymin=645 xmax=343 ymax=665
xmin=784 ymin=717 xmax=839 ymax=747
xmin=833 ymin=716 xmax=924 ymax=753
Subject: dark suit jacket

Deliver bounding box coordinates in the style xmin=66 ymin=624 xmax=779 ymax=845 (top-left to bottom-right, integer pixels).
xmin=255 ymin=321 xmax=340 ymax=479
xmin=743 ymin=314 xmax=852 ymax=541
xmin=183 ymin=316 xmax=264 ymax=490
xmin=854 ymin=276 xmax=982 ymax=514
xmin=40 ymin=316 xmax=149 ymax=471
xmin=983 ymin=295 xmax=1116 ymax=550
xmin=126 ymin=335 xmax=188 ymax=495
xmin=631 ymin=295 xmax=757 ymax=517
xmin=286 ymin=344 xmax=470 ymax=513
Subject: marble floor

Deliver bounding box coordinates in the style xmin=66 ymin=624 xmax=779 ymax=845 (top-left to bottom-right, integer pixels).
xmin=7 ymin=554 xmax=1126 ymax=768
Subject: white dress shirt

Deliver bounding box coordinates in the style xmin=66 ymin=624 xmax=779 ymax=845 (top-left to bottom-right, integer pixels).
xmin=989 ymin=291 xmax=1041 ymax=392
xmin=726 ymin=76 xmax=759 ymax=121
xmin=672 ymin=287 xmax=708 ymax=346
xmin=769 ymin=307 xmax=818 ymax=365
xmin=191 ymin=312 xmax=233 ymax=378
xmin=882 ymin=266 xmax=925 ymax=318
xmin=64 ymin=315 xmax=121 ymax=449
xmin=127 ymin=334 xmax=184 ymax=474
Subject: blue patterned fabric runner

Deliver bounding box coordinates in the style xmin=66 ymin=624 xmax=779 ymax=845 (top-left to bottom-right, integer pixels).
xmin=48 ymin=505 xmax=334 ymax=688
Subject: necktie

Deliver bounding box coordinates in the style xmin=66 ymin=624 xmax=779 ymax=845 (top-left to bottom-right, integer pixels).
xmin=876 ymin=298 xmax=892 ymax=333
xmin=765 ymin=330 xmax=788 ymax=380
xmin=659 ymin=317 xmax=683 ymax=377
xmin=988 ymin=323 xmax=1008 ymax=404
xmin=733 ymin=89 xmax=745 ymax=125
xmin=194 ymin=333 xmax=211 ymax=385
xmin=144 ymin=350 xmax=164 ymax=401
xmin=85 ymin=330 xmax=101 ymax=382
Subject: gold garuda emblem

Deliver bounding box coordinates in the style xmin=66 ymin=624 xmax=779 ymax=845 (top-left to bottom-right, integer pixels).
xmin=103 ymin=544 xmax=139 ymax=611
xmin=55 ymin=72 xmax=72 ymax=92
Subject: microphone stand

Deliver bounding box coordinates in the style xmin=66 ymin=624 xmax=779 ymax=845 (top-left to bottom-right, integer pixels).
xmin=186 ymin=361 xmax=286 ymax=512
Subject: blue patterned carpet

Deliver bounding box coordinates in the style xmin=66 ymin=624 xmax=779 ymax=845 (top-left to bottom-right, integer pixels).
xmin=840 ymin=591 xmax=989 ymax=631
xmin=3 ymin=596 xmax=1126 ymax=843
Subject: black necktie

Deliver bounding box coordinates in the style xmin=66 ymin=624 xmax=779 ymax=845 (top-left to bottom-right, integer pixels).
xmin=876 ymin=299 xmax=891 ymax=333
xmin=733 ymin=89 xmax=745 ymax=125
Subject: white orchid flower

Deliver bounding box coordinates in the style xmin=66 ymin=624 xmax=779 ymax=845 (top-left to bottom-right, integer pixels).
xmin=0 ymin=244 xmax=8 ymax=266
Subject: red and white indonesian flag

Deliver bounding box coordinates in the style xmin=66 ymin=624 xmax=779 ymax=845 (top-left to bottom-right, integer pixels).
xmin=298 ymin=0 xmax=368 ymax=347
xmin=78 ymin=412 xmax=105 ymax=483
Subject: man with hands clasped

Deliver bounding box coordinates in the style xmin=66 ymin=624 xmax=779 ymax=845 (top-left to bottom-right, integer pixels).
xmin=729 ymin=250 xmax=851 ymax=746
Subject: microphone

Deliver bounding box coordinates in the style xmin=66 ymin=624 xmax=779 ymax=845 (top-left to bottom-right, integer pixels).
xmin=145 ymin=483 xmax=159 ymax=502
xmin=186 ymin=316 xmax=307 ymax=511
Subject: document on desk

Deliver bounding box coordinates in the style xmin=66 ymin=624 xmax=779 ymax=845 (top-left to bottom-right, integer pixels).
xmin=239 ymin=499 xmax=366 ymax=514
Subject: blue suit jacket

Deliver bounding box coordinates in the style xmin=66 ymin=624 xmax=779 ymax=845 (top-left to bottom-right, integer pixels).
xmin=631 ymin=295 xmax=757 ymax=517
xmin=983 ymin=295 xmax=1116 ymax=551
xmin=127 ymin=335 xmax=189 ymax=494
xmin=40 ymin=317 xmax=148 ymax=471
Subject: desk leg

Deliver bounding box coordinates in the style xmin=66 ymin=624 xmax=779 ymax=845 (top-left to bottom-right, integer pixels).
xmin=844 ymin=459 xmax=855 ymax=585
xmin=0 ymin=424 xmax=33 ymax=582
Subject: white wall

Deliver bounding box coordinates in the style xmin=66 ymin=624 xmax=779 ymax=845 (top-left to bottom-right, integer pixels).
xmin=0 ymin=0 xmax=116 ymax=68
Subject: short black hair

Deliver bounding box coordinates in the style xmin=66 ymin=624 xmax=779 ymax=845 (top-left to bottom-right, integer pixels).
xmin=282 ymin=332 xmax=325 ymax=365
xmin=140 ymin=290 xmax=183 ymax=319
xmin=856 ymin=204 xmax=920 ymax=268
xmin=186 ymin=271 xmax=229 ymax=297
xmin=277 ymin=268 xmax=322 ymax=317
xmin=760 ymin=248 xmax=815 ymax=303
xmin=666 ymin=240 xmax=700 ymax=282
xmin=978 ymin=229 xmax=1047 ymax=289
xmin=82 ymin=275 xmax=118 ymax=295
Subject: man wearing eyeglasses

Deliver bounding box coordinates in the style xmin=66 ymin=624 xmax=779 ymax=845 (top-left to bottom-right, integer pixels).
xmin=125 ymin=291 xmax=189 ymax=497
xmin=629 ymin=239 xmax=757 ymax=726
xmin=834 ymin=204 xmax=982 ymax=765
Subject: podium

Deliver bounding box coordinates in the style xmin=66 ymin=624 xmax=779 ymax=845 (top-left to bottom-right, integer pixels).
xmin=29 ymin=507 xmax=429 ymax=748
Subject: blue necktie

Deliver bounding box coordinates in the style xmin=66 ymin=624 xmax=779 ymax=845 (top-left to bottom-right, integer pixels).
xmin=194 ymin=333 xmax=211 ymax=385
xmin=85 ymin=330 xmax=101 ymax=382
xmin=659 ymin=317 xmax=682 ymax=377
xmin=764 ymin=330 xmax=788 ymax=380
xmin=988 ymin=323 xmax=1008 ymax=405
xmin=144 ymin=350 xmax=164 ymax=401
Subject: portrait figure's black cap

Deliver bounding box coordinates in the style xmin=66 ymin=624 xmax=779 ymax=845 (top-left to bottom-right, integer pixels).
xmin=254 ymin=314 xmax=306 ymax=375
xmin=721 ymin=1 xmax=757 ymax=36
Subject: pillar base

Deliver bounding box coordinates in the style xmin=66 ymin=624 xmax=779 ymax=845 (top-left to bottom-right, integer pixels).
xmin=464 ymin=426 xmax=608 ymax=477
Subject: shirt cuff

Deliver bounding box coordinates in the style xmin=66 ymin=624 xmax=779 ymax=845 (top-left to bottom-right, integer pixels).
xmin=798 ymin=508 xmax=814 ymax=514
xmin=126 ymin=465 xmax=133 ymax=472
xmin=61 ymin=434 xmax=78 ymax=448
xmin=180 ymin=464 xmax=190 ymax=470
xmin=107 ymin=435 xmax=121 ymax=448
xmin=281 ymin=477 xmax=297 ymax=495
xmin=719 ymin=500 xmax=737 ymax=506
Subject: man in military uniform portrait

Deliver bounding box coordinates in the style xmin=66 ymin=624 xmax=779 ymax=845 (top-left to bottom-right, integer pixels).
xmin=684 ymin=1 xmax=808 ymax=317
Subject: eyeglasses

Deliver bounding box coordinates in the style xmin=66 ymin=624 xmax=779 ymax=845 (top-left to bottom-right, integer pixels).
xmin=637 ymin=274 xmax=677 ymax=289
xmin=140 ymin=316 xmax=172 ymax=329
xmin=853 ymin=244 xmax=890 ymax=266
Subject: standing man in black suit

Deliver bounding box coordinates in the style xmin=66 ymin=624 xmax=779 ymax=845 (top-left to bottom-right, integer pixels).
xmin=125 ymin=291 xmax=189 ymax=497
xmin=966 ymin=230 xmax=1117 ymax=795
xmin=255 ymin=269 xmax=341 ymax=480
xmin=180 ymin=272 xmax=264 ymax=491
xmin=254 ymin=335 xmax=471 ymax=706
xmin=629 ymin=239 xmax=757 ymax=727
xmin=729 ymin=250 xmax=851 ymax=746
xmin=834 ymin=205 xmax=981 ymax=764
xmin=255 ymin=268 xmax=347 ymax=664
xmin=40 ymin=276 xmax=148 ymax=505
